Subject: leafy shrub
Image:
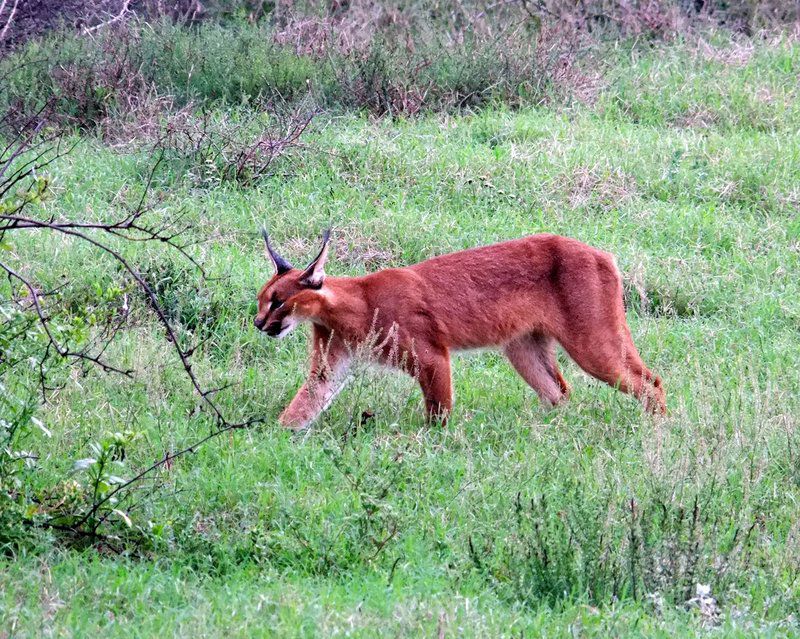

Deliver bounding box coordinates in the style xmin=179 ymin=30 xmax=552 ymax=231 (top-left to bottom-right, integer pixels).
xmin=0 ymin=119 xmax=256 ymax=551
xmin=136 ymin=257 xmax=224 ymax=334
xmin=0 ymin=20 xmax=318 ymax=129
xmin=0 ymin=374 xmax=41 ymax=552
xmin=0 ymin=26 xmax=147 ymax=129
xmin=0 ymin=233 xmax=138 ymax=551
xmin=468 ymin=483 xmax=769 ymax=608
xmin=0 ymin=11 xmax=591 ymax=125
xmin=141 ymin=21 xmax=319 ymax=105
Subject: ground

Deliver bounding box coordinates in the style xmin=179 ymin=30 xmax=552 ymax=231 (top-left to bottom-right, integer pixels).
xmin=2 ymin=35 xmax=800 ymax=637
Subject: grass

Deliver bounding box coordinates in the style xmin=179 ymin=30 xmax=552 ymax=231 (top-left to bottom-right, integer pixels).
xmin=0 ymin=15 xmax=580 ymax=124
xmin=2 ymin=35 xmax=800 ymax=637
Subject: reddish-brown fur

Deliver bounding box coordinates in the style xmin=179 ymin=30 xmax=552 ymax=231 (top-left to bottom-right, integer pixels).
xmin=255 ymin=232 xmax=666 ymax=430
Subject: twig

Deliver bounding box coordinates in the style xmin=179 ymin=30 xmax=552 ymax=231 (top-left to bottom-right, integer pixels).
xmin=1 ymin=118 xmax=266 ymax=539
xmin=0 ymin=0 xmax=18 ymax=42
xmin=83 ymin=0 xmax=132 ymax=35
xmin=86 ymin=416 xmax=263 ymax=532
xmin=0 ymin=260 xmax=133 ymax=376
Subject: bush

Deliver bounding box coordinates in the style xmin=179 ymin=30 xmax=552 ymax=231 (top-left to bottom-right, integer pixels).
xmin=0 ymin=10 xmax=592 ymax=126
xmin=151 ymin=104 xmax=316 ymax=186
xmin=0 ymin=353 xmax=42 ymax=551
xmin=0 ymin=20 xmax=319 ymax=128
xmin=22 ymin=1 xmax=787 ymax=126
xmin=468 ymin=482 xmax=769 ymax=608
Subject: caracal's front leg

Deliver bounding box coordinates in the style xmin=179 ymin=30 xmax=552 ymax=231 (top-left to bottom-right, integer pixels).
xmin=279 ymin=325 xmax=351 ymax=430
xmin=417 ymin=348 xmax=453 ymax=425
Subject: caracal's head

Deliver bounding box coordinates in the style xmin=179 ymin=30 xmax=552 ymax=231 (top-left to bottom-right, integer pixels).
xmin=254 ymin=229 xmax=331 ymax=338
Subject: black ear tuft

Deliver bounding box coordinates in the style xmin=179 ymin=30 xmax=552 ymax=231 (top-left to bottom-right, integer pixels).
xmin=262 ymin=228 xmax=293 ymax=275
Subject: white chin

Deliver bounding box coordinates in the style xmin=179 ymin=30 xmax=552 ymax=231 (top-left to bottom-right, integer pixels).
xmin=276 ymin=320 xmax=297 ymax=338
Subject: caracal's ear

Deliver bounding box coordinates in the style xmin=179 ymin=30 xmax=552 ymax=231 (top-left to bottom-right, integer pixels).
xmin=262 ymin=228 xmax=293 ymax=275
xmin=299 ymin=229 xmax=331 ymax=289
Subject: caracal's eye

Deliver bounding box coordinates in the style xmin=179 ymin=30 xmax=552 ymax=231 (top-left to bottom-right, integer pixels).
xmin=270 ymin=298 xmax=284 ymax=311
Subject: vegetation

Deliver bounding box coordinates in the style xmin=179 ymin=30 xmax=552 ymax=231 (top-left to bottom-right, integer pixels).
xmin=2 ymin=5 xmax=800 ymax=637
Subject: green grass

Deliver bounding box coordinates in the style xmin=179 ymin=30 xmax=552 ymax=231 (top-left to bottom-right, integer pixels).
xmin=2 ymin=37 xmax=800 ymax=637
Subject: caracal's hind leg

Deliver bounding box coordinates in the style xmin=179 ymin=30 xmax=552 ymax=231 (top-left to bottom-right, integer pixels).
xmin=279 ymin=325 xmax=351 ymax=430
xmin=504 ymin=332 xmax=570 ymax=408
xmin=621 ymin=328 xmax=666 ymax=414
xmin=559 ymin=325 xmax=665 ymax=415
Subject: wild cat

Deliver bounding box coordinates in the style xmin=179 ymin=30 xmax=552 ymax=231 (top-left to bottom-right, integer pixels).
xmin=255 ymin=230 xmax=665 ymax=429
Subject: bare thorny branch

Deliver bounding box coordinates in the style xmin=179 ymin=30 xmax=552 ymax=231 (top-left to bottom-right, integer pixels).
xmin=82 ymin=0 xmax=133 ymax=35
xmin=0 ymin=109 xmax=265 ymax=539
xmin=1 ymin=154 xmax=208 ymax=276
xmin=155 ymin=105 xmax=317 ymax=186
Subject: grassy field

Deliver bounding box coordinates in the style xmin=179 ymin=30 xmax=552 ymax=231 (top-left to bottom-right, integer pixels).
xmin=2 ymin=35 xmax=800 ymax=637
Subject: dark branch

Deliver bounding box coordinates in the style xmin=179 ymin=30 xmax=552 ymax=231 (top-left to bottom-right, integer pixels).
xmin=1 ymin=120 xmax=268 ymax=539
